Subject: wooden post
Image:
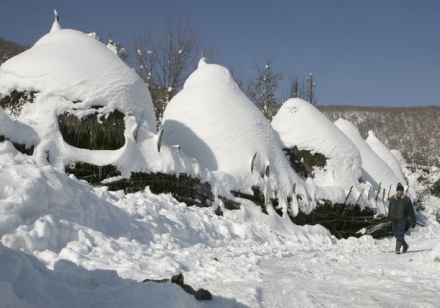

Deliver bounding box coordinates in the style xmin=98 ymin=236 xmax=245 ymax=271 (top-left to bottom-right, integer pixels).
xmin=387 ymin=184 xmax=392 ymax=200
xmin=355 ymin=189 xmax=365 ymax=206
xmin=251 ymin=152 xmax=257 ymax=173
xmin=344 ymin=186 xmax=353 ymax=205
xmin=157 ymin=129 xmax=164 ymax=152
xmin=375 ymin=182 xmax=382 ymax=203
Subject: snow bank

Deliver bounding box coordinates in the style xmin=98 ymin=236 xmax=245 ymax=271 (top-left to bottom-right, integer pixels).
xmin=0 ymin=242 xmax=201 ymax=308
xmin=0 ymin=148 xmax=333 ymax=306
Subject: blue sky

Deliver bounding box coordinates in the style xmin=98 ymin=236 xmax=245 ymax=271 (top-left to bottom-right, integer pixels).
xmin=1 ymin=0 xmax=439 ymax=107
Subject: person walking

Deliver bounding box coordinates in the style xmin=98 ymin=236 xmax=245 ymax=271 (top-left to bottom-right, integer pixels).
xmin=388 ymin=183 xmax=417 ymax=254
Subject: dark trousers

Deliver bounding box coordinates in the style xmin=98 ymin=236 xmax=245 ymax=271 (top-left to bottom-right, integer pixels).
xmin=391 ymin=219 xmax=407 ymax=242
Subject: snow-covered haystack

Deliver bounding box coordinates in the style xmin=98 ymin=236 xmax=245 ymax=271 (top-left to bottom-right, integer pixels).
xmin=0 ymin=28 xmax=156 ymax=132
xmin=271 ymin=99 xmax=389 ymax=238
xmin=272 ymin=98 xmax=362 ymax=191
xmin=335 ymin=119 xmax=403 ymax=203
xmin=0 ymin=29 xmax=150 ymax=168
xmin=366 ymin=130 xmax=406 ymax=183
xmin=162 ymin=59 xmax=313 ymax=215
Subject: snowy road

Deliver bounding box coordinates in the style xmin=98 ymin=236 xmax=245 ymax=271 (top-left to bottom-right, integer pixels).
xmin=257 ymin=233 xmax=440 ymax=308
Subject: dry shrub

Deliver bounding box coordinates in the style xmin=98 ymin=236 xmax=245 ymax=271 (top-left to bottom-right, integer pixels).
xmin=0 ymin=90 xmax=35 ymax=116
xmin=431 ymin=179 xmax=440 ymax=197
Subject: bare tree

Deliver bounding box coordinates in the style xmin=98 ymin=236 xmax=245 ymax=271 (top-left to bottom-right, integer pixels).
xmin=246 ymin=54 xmax=282 ymax=121
xmin=285 ymin=74 xmax=318 ymax=105
xmin=106 ymin=33 xmax=127 ymax=61
xmin=130 ymin=17 xmax=201 ymax=127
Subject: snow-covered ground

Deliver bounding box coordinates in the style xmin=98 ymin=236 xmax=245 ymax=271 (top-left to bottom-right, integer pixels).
xmin=1 ymin=147 xmax=440 ymax=307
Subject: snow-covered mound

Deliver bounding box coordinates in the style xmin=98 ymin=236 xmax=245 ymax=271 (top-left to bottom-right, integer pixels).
xmin=0 ymin=29 xmax=156 ymax=131
xmin=271 ymin=98 xmax=362 ymax=190
xmin=162 ymin=59 xmax=313 ymax=215
xmin=335 ymin=119 xmax=403 ymax=198
xmin=0 ymin=27 xmax=209 ymax=180
xmin=366 ymin=130 xmax=406 ymax=183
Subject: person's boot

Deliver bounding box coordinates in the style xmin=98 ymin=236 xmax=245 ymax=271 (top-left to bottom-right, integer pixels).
xmin=395 ymin=241 xmax=402 ymax=254
xmin=402 ymin=240 xmax=409 ymax=253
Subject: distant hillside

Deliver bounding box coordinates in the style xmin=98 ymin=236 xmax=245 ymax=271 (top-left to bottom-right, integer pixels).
xmin=0 ymin=38 xmax=26 ymax=65
xmin=317 ymin=105 xmax=440 ymax=167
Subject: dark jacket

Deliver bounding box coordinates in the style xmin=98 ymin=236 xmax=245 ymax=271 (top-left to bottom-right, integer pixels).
xmin=388 ymin=193 xmax=416 ymax=224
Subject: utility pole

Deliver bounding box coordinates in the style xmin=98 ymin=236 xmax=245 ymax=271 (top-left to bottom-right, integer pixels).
xmin=308 ymin=73 xmax=314 ymax=104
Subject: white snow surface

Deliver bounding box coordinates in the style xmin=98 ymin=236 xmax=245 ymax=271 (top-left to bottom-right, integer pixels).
xmin=335 ymin=118 xmax=403 ymax=199
xmin=162 ymin=59 xmax=313 ymax=215
xmin=1 ymin=143 xmax=440 ymax=308
xmin=366 ymin=130 xmax=406 ymax=184
xmin=2 ymin=23 xmax=440 ymax=308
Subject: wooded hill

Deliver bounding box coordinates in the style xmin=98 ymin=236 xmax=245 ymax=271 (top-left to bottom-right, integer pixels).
xmin=317 ymin=105 xmax=440 ymax=168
